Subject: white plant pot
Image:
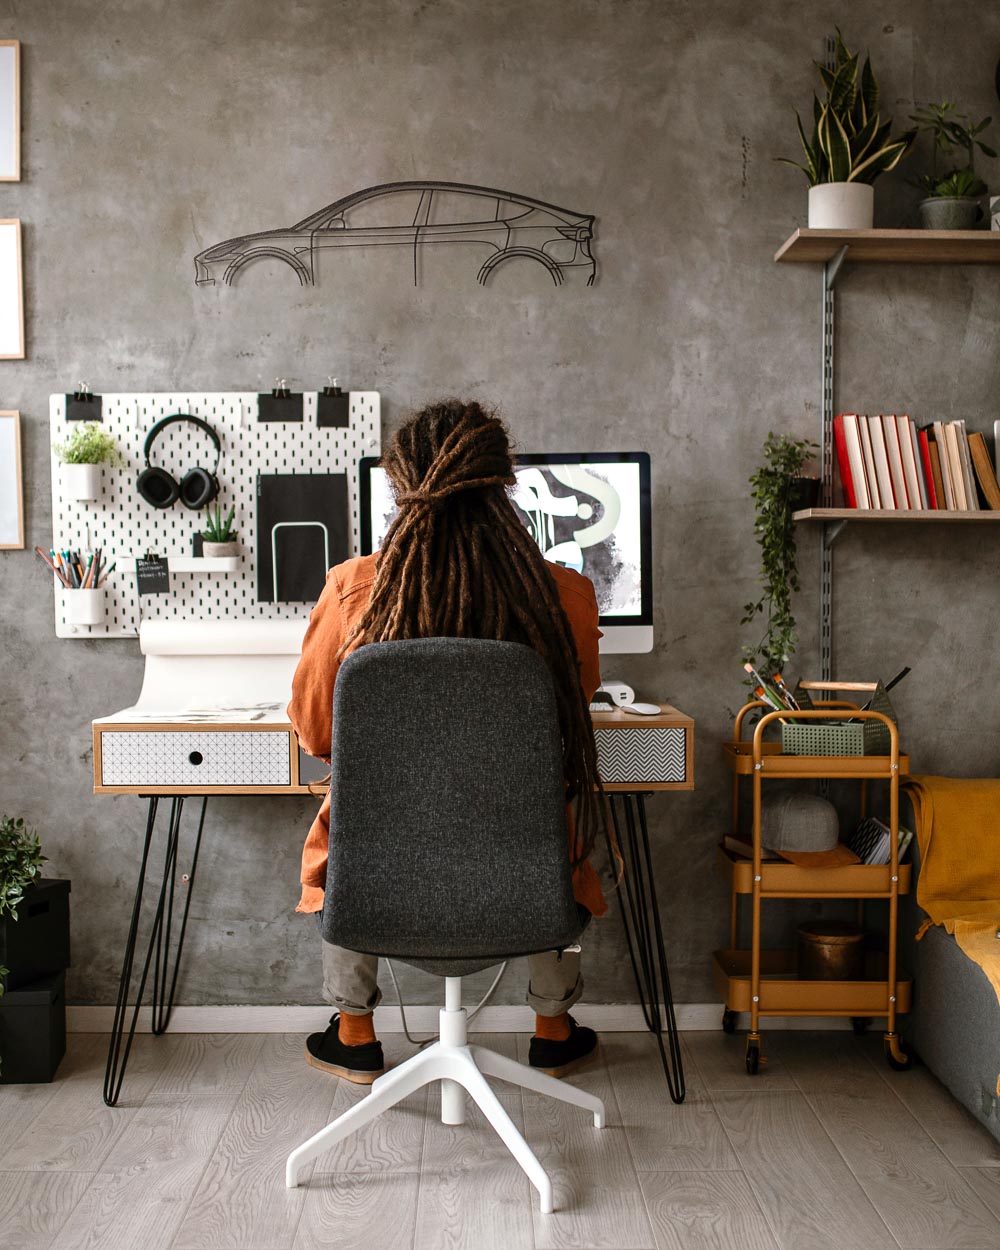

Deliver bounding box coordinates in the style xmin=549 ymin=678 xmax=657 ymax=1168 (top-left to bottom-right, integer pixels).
xmin=63 ymin=462 xmax=102 ymax=502
xmin=808 ymin=182 xmax=874 ymax=230
xmin=202 ymin=540 xmax=240 ymax=559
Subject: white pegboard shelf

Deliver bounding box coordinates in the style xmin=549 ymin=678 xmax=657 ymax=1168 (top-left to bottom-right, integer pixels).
xmin=50 ymin=391 xmax=381 ymax=638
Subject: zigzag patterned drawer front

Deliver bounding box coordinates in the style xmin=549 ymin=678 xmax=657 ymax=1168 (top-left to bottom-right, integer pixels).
xmin=595 ymin=726 xmax=687 ymax=784
xmin=100 ymin=732 xmax=291 ymax=788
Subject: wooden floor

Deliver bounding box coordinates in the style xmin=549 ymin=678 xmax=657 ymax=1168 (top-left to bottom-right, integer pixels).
xmin=2 ymin=1028 xmax=1000 ymax=1250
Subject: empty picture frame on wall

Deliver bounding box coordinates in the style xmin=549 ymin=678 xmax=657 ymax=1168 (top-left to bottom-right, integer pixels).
xmin=0 ymin=220 xmax=24 ymax=359
xmin=0 ymin=411 xmax=24 ymax=549
xmin=0 ymin=41 xmax=19 ymax=182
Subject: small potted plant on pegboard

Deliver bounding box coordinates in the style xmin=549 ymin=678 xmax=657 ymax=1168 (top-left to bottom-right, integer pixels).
xmin=0 ymin=816 xmax=70 ymax=1084
xmin=200 ymin=503 xmax=239 ymax=558
xmin=53 ymin=421 xmax=121 ymax=502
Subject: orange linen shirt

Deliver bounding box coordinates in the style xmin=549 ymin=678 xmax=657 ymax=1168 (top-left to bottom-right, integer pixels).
xmin=289 ymin=552 xmax=607 ymax=919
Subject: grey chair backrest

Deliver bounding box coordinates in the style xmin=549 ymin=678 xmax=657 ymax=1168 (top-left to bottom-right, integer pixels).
xmin=321 ymin=637 xmax=585 ymax=977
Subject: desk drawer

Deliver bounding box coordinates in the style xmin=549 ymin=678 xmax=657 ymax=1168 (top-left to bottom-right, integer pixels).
xmin=99 ymin=730 xmax=291 ymax=788
xmin=595 ymin=725 xmax=688 ymax=786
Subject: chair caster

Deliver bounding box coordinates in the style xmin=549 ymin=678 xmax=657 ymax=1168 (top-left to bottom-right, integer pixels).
xmin=745 ymin=1033 xmax=763 ymax=1075
xmin=722 ymin=1009 xmax=737 ymax=1034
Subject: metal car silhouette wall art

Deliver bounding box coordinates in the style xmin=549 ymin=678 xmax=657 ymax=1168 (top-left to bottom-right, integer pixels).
xmin=194 ymin=181 xmax=597 ymax=288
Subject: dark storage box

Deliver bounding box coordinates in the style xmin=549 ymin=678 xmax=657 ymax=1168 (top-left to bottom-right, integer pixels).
xmin=0 ymin=878 xmax=71 ymax=990
xmin=0 ymin=970 xmax=66 ymax=1083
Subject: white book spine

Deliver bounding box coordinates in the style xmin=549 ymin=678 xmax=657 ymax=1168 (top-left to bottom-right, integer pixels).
xmin=944 ymin=422 xmax=968 ymax=509
xmin=896 ymin=414 xmax=924 ymax=511
xmin=957 ymin=419 xmax=981 ymax=511
xmin=858 ymin=417 xmax=881 ymax=509
xmin=844 ymin=415 xmax=870 ymax=509
xmin=882 ymin=414 xmax=910 ymax=510
xmin=868 ymin=417 xmax=896 ymax=508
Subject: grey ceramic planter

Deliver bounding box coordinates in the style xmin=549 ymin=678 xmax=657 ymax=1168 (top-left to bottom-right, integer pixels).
xmin=918 ymin=197 xmax=985 ymax=230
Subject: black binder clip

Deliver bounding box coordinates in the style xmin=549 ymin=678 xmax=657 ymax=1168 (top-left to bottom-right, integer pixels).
xmin=317 ymin=375 xmax=350 ymax=429
xmin=258 ymin=377 xmax=303 ymax=422
xmin=66 ymin=382 xmax=103 ymax=421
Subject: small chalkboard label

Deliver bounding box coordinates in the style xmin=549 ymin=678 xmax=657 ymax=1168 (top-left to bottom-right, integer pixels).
xmin=136 ymin=555 xmax=170 ymax=595
xmin=317 ymin=391 xmax=350 ymax=428
xmin=258 ymin=392 xmax=304 ymax=423
xmin=65 ymin=393 xmax=103 ymax=422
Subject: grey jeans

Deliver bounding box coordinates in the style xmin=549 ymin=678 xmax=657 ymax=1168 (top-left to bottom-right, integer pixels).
xmin=322 ymin=939 xmax=583 ymax=1017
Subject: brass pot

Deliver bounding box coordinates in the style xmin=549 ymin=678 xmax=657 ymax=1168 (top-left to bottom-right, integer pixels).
xmin=797 ymin=920 xmax=864 ymax=980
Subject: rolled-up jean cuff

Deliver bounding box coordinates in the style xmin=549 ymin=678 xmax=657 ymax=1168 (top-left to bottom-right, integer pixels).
xmin=321 ymin=938 xmax=383 ymax=1015
xmin=526 ymin=949 xmax=583 ymax=1016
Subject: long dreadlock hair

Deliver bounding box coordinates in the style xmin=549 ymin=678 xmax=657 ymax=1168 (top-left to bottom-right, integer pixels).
xmin=343 ymin=399 xmax=608 ymax=868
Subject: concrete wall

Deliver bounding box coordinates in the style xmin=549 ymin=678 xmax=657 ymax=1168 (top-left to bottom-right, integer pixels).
xmin=1 ymin=0 xmax=998 ymax=1009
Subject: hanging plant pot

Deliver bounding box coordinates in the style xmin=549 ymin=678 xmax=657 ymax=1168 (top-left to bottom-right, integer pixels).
xmin=808 ymin=182 xmax=874 ymax=230
xmin=918 ymin=197 xmax=985 ymax=230
xmin=63 ymin=463 xmax=102 ymax=502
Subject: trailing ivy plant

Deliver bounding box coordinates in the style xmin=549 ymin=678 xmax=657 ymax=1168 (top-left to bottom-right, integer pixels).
xmin=778 ymin=30 xmax=914 ymax=185
xmin=0 ymin=815 xmax=46 ymax=923
xmin=741 ymin=433 xmax=818 ymax=680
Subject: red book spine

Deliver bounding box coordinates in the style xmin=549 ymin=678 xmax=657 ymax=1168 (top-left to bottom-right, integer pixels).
xmin=833 ymin=414 xmax=858 ymax=508
xmin=917 ymin=429 xmax=938 ymax=509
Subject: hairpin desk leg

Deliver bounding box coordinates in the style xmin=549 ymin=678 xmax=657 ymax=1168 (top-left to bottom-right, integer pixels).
xmin=607 ymin=794 xmax=685 ymax=1104
xmin=103 ymin=795 xmax=208 ymax=1106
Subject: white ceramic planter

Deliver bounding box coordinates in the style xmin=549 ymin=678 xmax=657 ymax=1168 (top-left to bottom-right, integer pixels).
xmin=66 ymin=587 xmax=103 ymax=626
xmin=808 ymin=182 xmax=874 ymax=230
xmin=63 ymin=462 xmax=102 ymax=502
xmin=202 ymin=540 xmax=240 ymax=558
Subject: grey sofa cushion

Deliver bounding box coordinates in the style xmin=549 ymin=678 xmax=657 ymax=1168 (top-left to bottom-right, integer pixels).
xmin=321 ymin=638 xmax=584 ymax=977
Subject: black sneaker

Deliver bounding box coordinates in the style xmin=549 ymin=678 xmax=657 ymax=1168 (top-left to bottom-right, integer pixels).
xmin=528 ymin=1016 xmax=598 ymax=1077
xmin=305 ymin=1013 xmax=385 ymax=1084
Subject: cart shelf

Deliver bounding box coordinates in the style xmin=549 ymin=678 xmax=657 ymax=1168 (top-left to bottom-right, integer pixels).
xmin=722 ymin=740 xmax=909 ymax=778
xmin=716 ymin=845 xmax=912 ymax=898
xmin=713 ymin=948 xmax=913 ymax=1016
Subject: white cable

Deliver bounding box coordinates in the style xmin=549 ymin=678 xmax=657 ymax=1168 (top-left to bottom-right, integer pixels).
xmin=385 ymin=958 xmax=508 ymax=1048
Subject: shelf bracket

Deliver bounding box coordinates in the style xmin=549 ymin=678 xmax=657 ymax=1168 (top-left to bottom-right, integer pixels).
xmin=824 ymin=519 xmax=847 ymax=549
xmin=818 ymin=251 xmax=847 ymax=683
xmin=824 ymin=244 xmax=850 ymax=290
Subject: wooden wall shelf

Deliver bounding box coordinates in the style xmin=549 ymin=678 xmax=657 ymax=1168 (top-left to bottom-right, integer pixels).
xmin=775 ymin=228 xmax=1000 ymax=265
xmin=794 ymin=507 xmax=1000 ymax=523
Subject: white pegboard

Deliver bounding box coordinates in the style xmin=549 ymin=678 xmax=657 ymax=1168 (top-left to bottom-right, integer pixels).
xmin=49 ymin=391 xmax=381 ymax=638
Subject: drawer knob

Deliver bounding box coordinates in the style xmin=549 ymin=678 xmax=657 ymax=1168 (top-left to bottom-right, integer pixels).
xmin=188 ymin=751 xmax=204 ymax=766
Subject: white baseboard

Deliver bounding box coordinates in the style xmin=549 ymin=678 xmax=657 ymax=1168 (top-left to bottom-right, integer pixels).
xmin=66 ymin=1003 xmax=859 ymax=1033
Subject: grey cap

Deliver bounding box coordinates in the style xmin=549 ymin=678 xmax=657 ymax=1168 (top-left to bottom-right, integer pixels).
xmin=761 ymin=791 xmax=839 ymax=855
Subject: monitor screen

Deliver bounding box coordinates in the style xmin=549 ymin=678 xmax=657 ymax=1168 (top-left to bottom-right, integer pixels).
xmin=359 ymin=452 xmax=652 ymax=647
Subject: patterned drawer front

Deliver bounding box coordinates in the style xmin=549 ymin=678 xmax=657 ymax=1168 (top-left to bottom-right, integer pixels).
xmin=595 ymin=726 xmax=687 ymax=784
xmin=100 ymin=731 xmax=291 ymax=787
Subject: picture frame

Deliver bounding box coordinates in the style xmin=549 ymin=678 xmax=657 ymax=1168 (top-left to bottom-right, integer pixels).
xmin=0 ymin=40 xmax=19 ymax=182
xmin=0 ymin=219 xmax=24 ymax=359
xmin=0 ymin=410 xmax=24 ymax=549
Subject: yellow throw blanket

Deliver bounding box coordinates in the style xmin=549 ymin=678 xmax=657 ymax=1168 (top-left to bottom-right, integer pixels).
xmin=903 ymin=776 xmax=1000 ymax=1007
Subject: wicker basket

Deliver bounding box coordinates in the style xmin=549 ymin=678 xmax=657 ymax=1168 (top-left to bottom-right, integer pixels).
xmin=781 ymin=682 xmax=897 ymax=757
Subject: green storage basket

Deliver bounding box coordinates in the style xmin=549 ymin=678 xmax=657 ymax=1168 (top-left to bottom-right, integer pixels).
xmin=781 ymin=682 xmax=897 ymax=757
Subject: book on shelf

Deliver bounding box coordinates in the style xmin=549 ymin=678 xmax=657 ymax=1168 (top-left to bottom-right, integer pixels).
xmin=917 ymin=427 xmax=940 ymax=509
xmin=969 ymin=432 xmax=1000 ymax=510
xmin=868 ymin=416 xmax=896 ymax=508
xmin=833 ymin=413 xmax=869 ymax=508
xmin=845 ymin=816 xmax=914 ymax=865
xmin=882 ymin=414 xmax=911 ymax=509
xmin=858 ymin=417 xmax=881 ymax=509
xmin=897 ymin=415 xmax=925 ymax=510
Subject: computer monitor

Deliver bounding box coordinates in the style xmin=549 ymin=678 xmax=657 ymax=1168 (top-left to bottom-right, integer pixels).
xmin=359 ymin=452 xmax=652 ymax=653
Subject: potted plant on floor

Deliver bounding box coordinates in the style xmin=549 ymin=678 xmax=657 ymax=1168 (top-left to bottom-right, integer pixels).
xmin=778 ymin=31 xmax=914 ymax=229
xmin=0 ymin=816 xmax=70 ymax=1083
xmin=53 ymin=421 xmax=121 ymax=502
xmin=741 ymin=433 xmax=818 ymax=679
xmin=909 ymin=101 xmax=997 ymax=229
xmin=200 ymin=503 xmax=239 ymax=558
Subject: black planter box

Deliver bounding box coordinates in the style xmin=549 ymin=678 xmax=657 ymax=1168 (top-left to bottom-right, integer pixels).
xmin=0 ymin=878 xmax=71 ymax=990
xmin=0 ymin=970 xmax=66 ymax=1083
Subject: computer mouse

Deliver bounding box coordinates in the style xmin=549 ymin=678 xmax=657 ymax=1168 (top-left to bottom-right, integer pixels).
xmin=621 ymin=702 xmax=660 ymax=716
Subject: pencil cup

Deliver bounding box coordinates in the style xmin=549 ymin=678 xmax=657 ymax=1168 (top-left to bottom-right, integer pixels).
xmin=66 ymin=588 xmax=103 ymax=626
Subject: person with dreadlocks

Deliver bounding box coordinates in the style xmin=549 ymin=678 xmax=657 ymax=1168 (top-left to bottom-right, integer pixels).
xmin=289 ymin=399 xmax=609 ymax=1084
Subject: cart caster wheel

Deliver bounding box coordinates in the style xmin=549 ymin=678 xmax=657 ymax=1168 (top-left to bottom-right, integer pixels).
xmin=851 ymin=1016 xmax=873 ymax=1035
xmin=722 ymin=1009 xmax=737 ymax=1034
xmin=884 ymin=1033 xmax=911 ymax=1071
xmin=745 ymin=1037 xmax=761 ymax=1075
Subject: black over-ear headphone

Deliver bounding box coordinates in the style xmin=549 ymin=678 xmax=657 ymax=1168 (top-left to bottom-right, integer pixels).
xmin=136 ymin=414 xmax=222 ymax=510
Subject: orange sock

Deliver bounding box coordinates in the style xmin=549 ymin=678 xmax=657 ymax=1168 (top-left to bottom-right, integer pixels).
xmin=339 ymin=1011 xmax=377 ymax=1046
xmin=535 ymin=1012 xmax=571 ymax=1041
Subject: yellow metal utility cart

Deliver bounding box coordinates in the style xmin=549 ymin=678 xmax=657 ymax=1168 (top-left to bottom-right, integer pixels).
xmin=714 ymin=683 xmax=913 ymax=1074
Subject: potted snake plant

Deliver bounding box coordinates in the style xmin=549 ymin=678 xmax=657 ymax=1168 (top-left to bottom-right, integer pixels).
xmin=779 ymin=31 xmax=914 ymax=229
